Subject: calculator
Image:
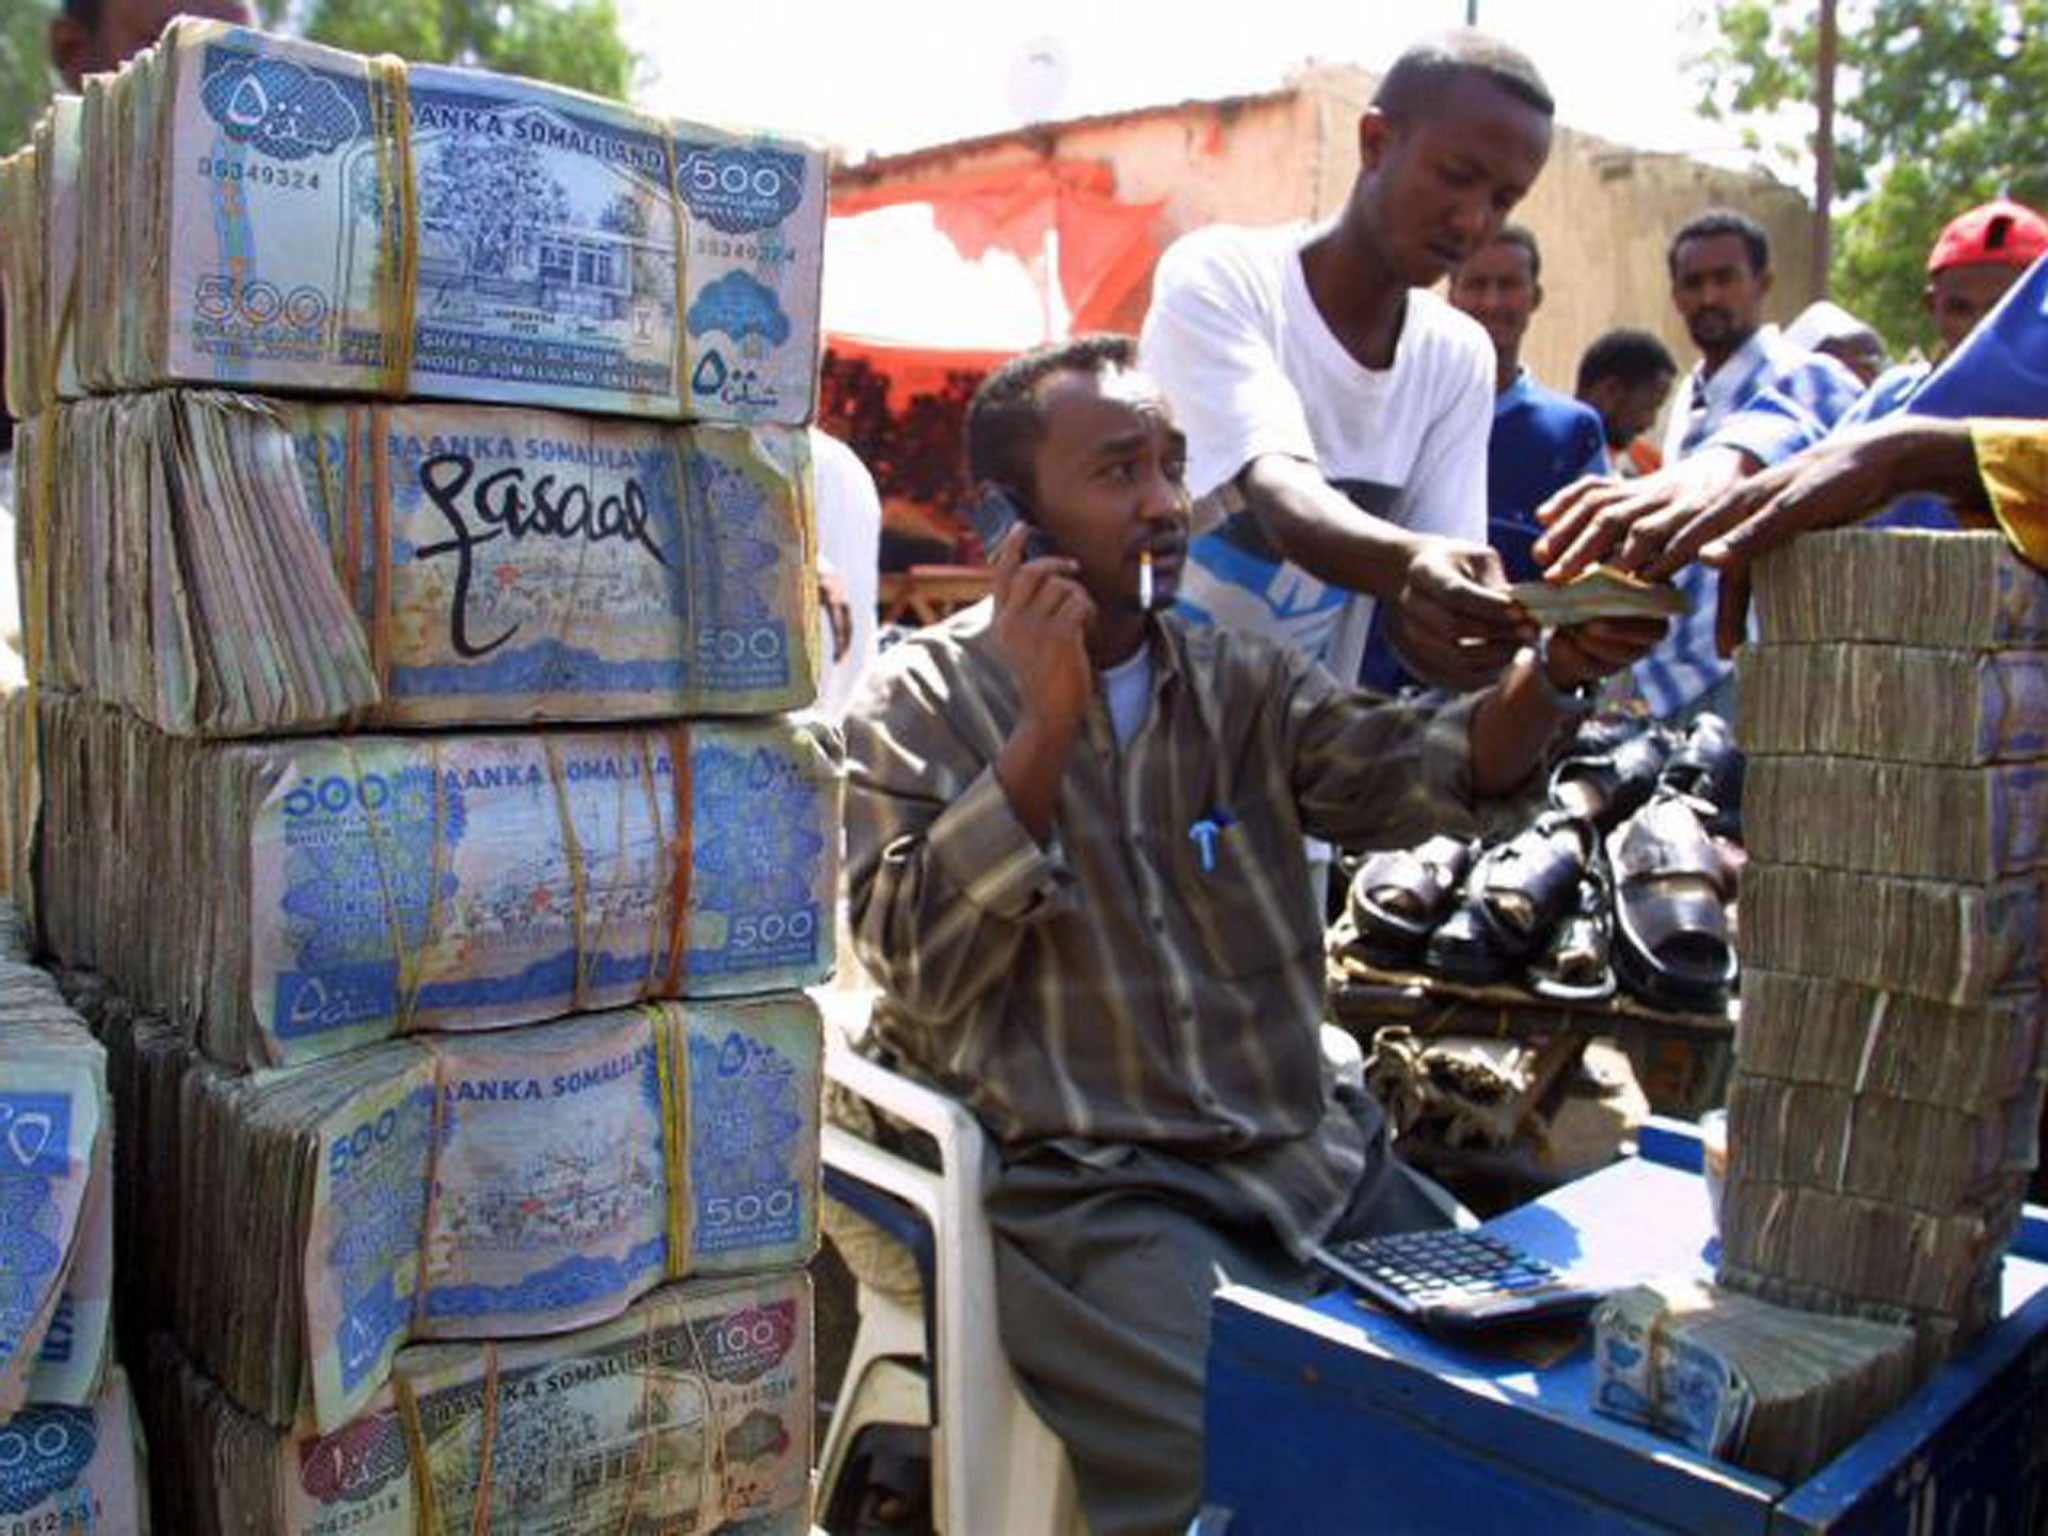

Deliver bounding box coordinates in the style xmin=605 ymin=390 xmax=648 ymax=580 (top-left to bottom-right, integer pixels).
xmin=1312 ymin=1229 xmax=1604 ymax=1330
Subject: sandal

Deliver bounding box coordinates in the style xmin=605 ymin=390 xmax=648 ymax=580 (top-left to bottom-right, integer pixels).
xmin=1347 ymin=835 xmax=1476 ymax=967
xmin=1608 ymin=793 xmax=1738 ymax=1014
xmin=1473 ymin=811 xmax=1599 ymax=962
xmin=1422 ymin=896 xmax=1513 ymax=986
xmin=1658 ymin=713 xmax=1745 ymax=838
xmin=1550 ymin=728 xmax=1675 ymax=830
xmin=1528 ymin=854 xmax=1617 ymax=1003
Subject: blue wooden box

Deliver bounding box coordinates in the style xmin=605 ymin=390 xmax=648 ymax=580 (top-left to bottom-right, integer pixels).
xmin=1199 ymin=1120 xmax=2048 ymax=1534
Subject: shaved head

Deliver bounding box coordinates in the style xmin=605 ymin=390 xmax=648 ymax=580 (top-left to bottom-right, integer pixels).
xmin=1374 ymin=30 xmax=1554 ymax=126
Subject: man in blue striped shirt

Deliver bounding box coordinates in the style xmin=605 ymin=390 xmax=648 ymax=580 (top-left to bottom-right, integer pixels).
xmin=1536 ymin=210 xmax=1862 ymax=720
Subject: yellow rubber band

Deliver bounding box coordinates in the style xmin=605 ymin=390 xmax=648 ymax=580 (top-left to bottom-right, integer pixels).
xmin=367 ymin=56 xmax=418 ymax=397
xmin=652 ymin=1006 xmax=692 ymax=1272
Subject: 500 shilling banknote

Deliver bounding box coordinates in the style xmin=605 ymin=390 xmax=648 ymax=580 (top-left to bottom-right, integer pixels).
xmin=18 ymin=395 xmax=820 ymax=733
xmin=34 ymin=697 xmax=841 ymax=1068
xmin=2 ymin=19 xmax=823 ymax=424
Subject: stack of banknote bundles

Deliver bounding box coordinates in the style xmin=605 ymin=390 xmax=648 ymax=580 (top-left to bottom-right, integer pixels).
xmin=1731 ymin=529 xmax=2048 ymax=1353
xmin=0 ymin=19 xmax=838 ymax=1529
xmin=0 ymin=906 xmax=150 ymax=1530
xmin=1593 ymin=530 xmax=2048 ymax=1484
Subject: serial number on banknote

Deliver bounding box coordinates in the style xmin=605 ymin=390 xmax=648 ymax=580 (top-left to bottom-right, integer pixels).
xmin=692 ymin=235 xmax=795 ymax=267
xmin=194 ymin=155 xmax=321 ymax=189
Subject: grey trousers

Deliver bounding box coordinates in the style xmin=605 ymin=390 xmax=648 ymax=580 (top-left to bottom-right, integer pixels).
xmin=985 ymin=1099 xmax=1447 ymax=1536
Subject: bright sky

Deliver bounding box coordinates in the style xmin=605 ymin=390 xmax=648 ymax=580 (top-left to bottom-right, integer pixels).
xmin=622 ymin=0 xmax=1785 ymax=173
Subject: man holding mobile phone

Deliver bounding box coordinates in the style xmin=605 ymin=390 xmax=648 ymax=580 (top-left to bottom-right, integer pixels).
xmin=843 ymin=334 xmax=1664 ymax=1534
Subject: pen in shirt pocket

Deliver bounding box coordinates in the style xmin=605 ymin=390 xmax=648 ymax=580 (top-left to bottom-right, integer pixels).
xmin=1188 ymin=809 xmax=1235 ymax=872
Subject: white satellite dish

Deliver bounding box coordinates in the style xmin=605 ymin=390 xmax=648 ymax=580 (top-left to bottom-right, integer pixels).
xmin=1006 ymin=35 xmax=1071 ymax=126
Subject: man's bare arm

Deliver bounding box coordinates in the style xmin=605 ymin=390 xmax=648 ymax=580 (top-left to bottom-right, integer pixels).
xmin=1239 ymin=453 xmax=1533 ymax=690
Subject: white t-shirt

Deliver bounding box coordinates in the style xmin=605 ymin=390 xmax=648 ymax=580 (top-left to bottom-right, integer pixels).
xmin=1138 ymin=221 xmax=1494 ymax=683
xmin=810 ymin=430 xmax=883 ymax=723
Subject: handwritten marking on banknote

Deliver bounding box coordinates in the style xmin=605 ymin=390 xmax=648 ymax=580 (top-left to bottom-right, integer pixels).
xmin=414 ymin=451 xmax=670 ymax=658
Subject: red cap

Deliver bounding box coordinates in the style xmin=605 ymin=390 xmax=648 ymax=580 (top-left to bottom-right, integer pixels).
xmin=1927 ymin=199 xmax=2048 ymax=274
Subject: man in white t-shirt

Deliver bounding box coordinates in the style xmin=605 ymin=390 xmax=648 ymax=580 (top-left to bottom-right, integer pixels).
xmin=1141 ymin=30 xmax=1555 ymax=694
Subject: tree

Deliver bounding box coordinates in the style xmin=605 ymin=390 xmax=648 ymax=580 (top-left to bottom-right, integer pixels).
xmin=1694 ymin=0 xmax=2048 ymax=356
xmin=0 ymin=0 xmax=634 ymax=159
xmin=294 ymin=0 xmax=633 ymax=100
xmin=0 ymin=0 xmax=54 ymax=155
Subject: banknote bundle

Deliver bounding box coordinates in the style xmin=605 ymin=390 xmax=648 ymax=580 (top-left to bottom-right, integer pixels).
xmin=0 ymin=691 xmax=32 ymax=908
xmin=1739 ymin=643 xmax=2048 ymax=766
xmin=1746 ymin=755 xmax=2048 ymax=882
xmin=1736 ymin=970 xmax=2045 ymax=1111
xmin=145 ymin=1272 xmax=812 ymax=1536
xmin=0 ymin=18 xmax=825 ymax=424
xmin=1590 ymin=1277 xmax=1919 ymax=1483
xmin=0 ymin=96 xmax=80 ymax=412
xmin=0 ymin=1367 xmax=150 ymax=1532
xmin=1751 ymin=529 xmax=2048 ymax=649
xmin=1715 ymin=527 xmax=2048 ymax=1368
xmin=17 ymin=393 xmax=820 ymax=734
xmin=0 ymin=916 xmax=112 ymax=1420
xmin=32 ymin=694 xmax=840 ymax=1069
xmin=97 ymin=988 xmax=818 ymax=1432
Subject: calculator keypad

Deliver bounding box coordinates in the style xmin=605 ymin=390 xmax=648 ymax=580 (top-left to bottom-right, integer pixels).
xmin=1323 ymin=1229 xmax=1587 ymax=1325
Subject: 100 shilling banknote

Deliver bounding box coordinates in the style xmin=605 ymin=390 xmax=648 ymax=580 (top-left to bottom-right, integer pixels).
xmin=38 ymin=20 xmax=823 ymax=423
xmin=150 ymin=1273 xmax=812 ymax=1536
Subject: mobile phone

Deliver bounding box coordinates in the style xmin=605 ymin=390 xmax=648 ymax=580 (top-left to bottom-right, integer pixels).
xmin=970 ymin=485 xmax=1059 ymax=562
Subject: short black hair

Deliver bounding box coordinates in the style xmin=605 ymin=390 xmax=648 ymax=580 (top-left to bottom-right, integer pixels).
xmin=1667 ymin=209 xmax=1770 ymax=278
xmin=62 ymin=0 xmax=101 ymax=26
xmin=1575 ymin=328 xmax=1678 ymax=393
xmin=1490 ymin=223 xmax=1541 ymax=283
xmin=1374 ymin=30 xmax=1555 ymax=123
xmin=964 ymin=333 xmax=1138 ymax=500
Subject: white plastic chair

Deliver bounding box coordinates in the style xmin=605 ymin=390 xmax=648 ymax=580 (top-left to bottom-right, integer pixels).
xmin=814 ymin=988 xmax=1083 ymax=1536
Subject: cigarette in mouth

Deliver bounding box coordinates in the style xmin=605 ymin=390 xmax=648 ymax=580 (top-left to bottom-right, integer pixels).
xmin=1139 ymin=551 xmax=1155 ymax=610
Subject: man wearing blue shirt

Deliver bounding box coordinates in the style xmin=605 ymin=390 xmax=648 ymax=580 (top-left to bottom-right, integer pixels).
xmin=1534 ymin=210 xmax=1861 ymax=720
xmin=1448 ymin=225 xmax=1607 ymax=581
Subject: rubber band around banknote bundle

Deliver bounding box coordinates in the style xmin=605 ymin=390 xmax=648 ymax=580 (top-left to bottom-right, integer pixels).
xmin=22 ymin=418 xmax=54 ymax=682
xmin=539 ymin=738 xmax=593 ymax=1013
xmin=615 ymin=1307 xmax=665 ymax=1531
xmin=368 ymin=406 xmax=395 ymax=698
xmin=661 ymin=138 xmax=690 ymax=403
xmin=365 ymin=56 xmax=419 ymax=399
xmin=409 ymin=1039 xmax=454 ymax=1336
xmin=651 ymin=1005 xmax=694 ymax=1269
xmin=661 ymin=723 xmax=696 ymax=996
xmin=393 ymin=1339 xmax=502 ymax=1536
xmin=336 ymin=739 xmax=448 ymax=1039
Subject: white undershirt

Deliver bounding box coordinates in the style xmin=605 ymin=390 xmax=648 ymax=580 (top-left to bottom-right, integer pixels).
xmin=1101 ymin=647 xmax=1154 ymax=746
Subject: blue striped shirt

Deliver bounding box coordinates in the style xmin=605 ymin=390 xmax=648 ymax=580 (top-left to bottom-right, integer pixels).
xmin=1636 ymin=326 xmax=1863 ymax=717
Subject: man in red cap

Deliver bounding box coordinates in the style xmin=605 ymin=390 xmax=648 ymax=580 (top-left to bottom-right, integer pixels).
xmin=1924 ymin=198 xmax=2048 ymax=356
xmin=1537 ymin=196 xmax=2048 ymax=577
